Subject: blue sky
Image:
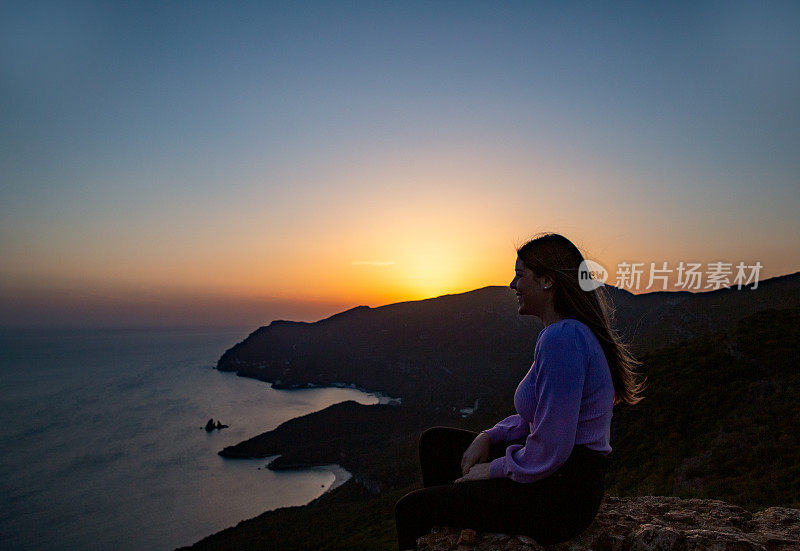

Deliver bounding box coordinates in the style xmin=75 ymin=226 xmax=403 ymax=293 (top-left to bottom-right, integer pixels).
xmin=1 ymin=1 xmax=799 ymax=326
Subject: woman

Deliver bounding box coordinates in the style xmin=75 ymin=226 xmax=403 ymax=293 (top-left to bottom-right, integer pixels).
xmin=394 ymin=233 xmax=643 ymax=550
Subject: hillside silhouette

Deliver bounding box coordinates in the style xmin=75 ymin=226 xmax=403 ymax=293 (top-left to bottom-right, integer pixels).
xmin=187 ymin=273 xmax=800 ymax=550
xmin=217 ymin=273 xmax=800 ymax=407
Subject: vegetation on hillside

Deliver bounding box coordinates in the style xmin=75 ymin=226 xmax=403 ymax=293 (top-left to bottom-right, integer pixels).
xmin=186 ymin=307 xmax=800 ymax=549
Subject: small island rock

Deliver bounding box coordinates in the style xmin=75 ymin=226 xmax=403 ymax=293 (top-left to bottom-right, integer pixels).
xmin=204 ymin=418 xmax=229 ymax=431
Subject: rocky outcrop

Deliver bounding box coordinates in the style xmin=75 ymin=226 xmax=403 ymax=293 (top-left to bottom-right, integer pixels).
xmin=204 ymin=418 xmax=229 ymax=431
xmin=416 ymin=496 xmax=800 ymax=550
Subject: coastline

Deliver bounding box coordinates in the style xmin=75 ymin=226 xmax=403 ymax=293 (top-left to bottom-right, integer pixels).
xmin=269 ymin=380 xmax=402 ymax=406
xmin=2 ymin=326 xmax=353 ymax=551
xmin=261 ymin=455 xmax=352 ymax=495
xmin=308 ymin=463 xmax=352 ymax=493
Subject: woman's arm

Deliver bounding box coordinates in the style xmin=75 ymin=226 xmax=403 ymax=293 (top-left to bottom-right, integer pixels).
xmin=483 ymin=413 xmax=530 ymax=445
xmin=489 ymin=323 xmax=587 ymax=482
xmin=460 ymin=431 xmax=491 ymax=475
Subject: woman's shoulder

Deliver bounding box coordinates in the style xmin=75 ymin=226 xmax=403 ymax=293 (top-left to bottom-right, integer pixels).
xmin=540 ymin=318 xmax=587 ymax=338
xmin=537 ymin=318 xmax=579 ymax=348
xmin=537 ymin=318 xmax=596 ymax=353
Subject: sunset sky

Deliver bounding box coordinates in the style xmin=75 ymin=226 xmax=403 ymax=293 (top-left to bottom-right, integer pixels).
xmin=2 ymin=1 xmax=799 ymax=327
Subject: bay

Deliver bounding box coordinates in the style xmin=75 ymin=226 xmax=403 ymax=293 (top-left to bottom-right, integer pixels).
xmin=0 ymin=326 xmax=380 ymax=550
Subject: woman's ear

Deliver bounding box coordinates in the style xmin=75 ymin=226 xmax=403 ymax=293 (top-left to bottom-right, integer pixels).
xmin=541 ymin=275 xmax=554 ymax=290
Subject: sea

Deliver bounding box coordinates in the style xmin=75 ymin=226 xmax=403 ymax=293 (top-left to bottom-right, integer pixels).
xmin=0 ymin=325 xmax=382 ymax=550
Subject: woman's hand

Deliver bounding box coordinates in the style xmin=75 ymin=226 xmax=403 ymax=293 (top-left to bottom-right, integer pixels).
xmin=460 ymin=431 xmax=490 ymax=475
xmin=454 ymin=462 xmax=491 ymax=482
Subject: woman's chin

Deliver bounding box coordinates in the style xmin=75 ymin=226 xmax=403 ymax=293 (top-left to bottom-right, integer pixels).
xmin=517 ymin=304 xmax=540 ymax=318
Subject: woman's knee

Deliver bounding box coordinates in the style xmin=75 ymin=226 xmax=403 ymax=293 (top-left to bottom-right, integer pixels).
xmin=419 ymin=426 xmax=473 ymax=449
xmin=418 ymin=426 xmax=453 ymax=455
xmin=419 ymin=426 xmax=449 ymax=444
xmin=394 ymin=492 xmax=409 ymax=517
xmin=395 ymin=489 xmax=424 ymax=521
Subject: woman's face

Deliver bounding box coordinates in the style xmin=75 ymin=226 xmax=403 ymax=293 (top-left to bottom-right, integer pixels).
xmin=510 ymin=257 xmax=548 ymax=317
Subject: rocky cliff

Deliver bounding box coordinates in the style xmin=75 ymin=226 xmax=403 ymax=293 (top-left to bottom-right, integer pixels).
xmin=416 ymin=496 xmax=800 ymax=550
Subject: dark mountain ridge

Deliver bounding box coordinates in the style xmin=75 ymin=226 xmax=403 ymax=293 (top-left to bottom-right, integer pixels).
xmin=194 ymin=271 xmax=800 ymax=549
xmin=217 ymin=285 xmax=541 ymax=408
xmin=213 ymin=271 xmax=800 ymax=488
xmin=216 ymin=272 xmax=800 ymax=408
xmin=192 ymin=304 xmax=800 ymax=549
xmin=610 ymin=271 xmax=800 ymax=350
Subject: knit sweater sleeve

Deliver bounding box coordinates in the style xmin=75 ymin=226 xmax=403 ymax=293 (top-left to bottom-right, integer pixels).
xmin=488 ymin=323 xmax=587 ymax=482
xmin=483 ymin=414 xmax=530 ymax=445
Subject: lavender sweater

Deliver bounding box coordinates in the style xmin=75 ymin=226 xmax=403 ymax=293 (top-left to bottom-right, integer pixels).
xmin=485 ymin=318 xmax=615 ymax=482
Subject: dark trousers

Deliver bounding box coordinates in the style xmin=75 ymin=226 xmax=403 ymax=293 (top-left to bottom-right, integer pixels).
xmin=394 ymin=427 xmax=608 ymax=550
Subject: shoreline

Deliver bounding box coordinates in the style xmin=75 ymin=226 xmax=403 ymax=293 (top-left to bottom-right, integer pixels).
xmin=262 ymin=456 xmax=353 ymax=495
xmin=308 ymin=463 xmax=352 ymax=493
xmin=268 ymin=380 xmax=402 ymax=405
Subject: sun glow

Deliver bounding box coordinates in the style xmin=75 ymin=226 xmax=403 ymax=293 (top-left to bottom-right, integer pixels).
xmin=401 ymin=251 xmax=463 ymax=299
xmin=377 ymin=238 xmax=490 ymax=301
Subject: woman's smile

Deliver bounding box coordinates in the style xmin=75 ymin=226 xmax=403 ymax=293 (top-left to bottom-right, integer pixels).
xmin=511 ymin=257 xmax=542 ymax=316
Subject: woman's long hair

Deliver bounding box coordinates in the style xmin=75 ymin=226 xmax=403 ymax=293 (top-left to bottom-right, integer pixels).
xmin=518 ymin=233 xmax=644 ymax=405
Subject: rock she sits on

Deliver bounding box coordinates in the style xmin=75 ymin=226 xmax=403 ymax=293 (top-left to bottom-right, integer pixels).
xmin=415 ymin=496 xmax=800 ymax=551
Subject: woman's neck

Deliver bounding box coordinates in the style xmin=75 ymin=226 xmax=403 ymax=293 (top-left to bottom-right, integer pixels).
xmin=539 ymin=307 xmax=564 ymax=327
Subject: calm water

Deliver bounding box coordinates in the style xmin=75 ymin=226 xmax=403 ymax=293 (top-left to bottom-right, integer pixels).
xmin=0 ymin=326 xmax=380 ymax=550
